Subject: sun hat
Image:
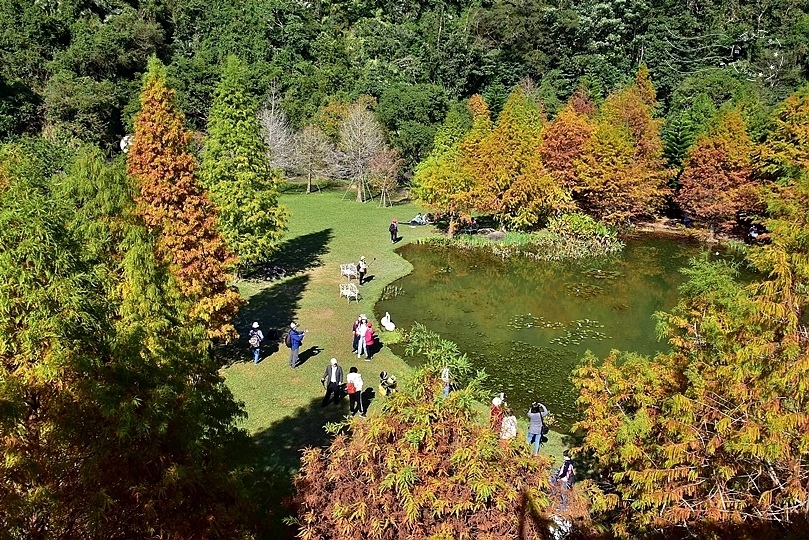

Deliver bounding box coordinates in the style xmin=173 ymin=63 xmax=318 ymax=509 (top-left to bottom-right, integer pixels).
xmin=330 ymin=358 xmax=338 ymax=365
xmin=492 ymin=396 xmax=503 ymax=407
xmin=360 ymin=256 xmax=366 ymax=260
xmin=290 ymin=322 xmax=297 ymax=329
xmin=252 ymin=321 xmax=259 ymax=328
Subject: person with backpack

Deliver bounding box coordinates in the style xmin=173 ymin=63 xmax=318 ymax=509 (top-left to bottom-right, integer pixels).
xmin=248 ymin=321 xmax=264 ymax=365
xmin=287 ymin=322 xmax=306 ymax=368
xmin=556 ymin=450 xmax=575 ymax=489
xmin=526 ymin=401 xmax=550 ymax=455
xmin=320 ymin=358 xmax=343 ymax=406
xmin=389 ymin=219 xmax=398 ymax=243
xmin=345 ymin=366 xmax=365 ymax=416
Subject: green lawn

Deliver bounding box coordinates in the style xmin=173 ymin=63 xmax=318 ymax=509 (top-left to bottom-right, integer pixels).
xmin=221 ymin=189 xmax=568 ymax=536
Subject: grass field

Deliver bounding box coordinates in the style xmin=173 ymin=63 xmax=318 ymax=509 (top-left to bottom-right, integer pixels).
xmin=220 ymin=189 xmax=568 ymax=536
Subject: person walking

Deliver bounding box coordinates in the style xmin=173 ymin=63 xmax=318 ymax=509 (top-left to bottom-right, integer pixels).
xmin=389 ymin=219 xmax=398 ymax=243
xmin=356 ymin=316 xmax=369 ymax=359
xmin=346 ymin=366 xmax=365 ymax=416
xmin=248 ymin=322 xmax=264 ymax=364
xmin=526 ymin=402 xmax=549 ymax=455
xmin=357 ymin=256 xmax=368 ymax=285
xmin=288 ymin=322 xmax=306 ymax=368
xmin=351 ymin=314 xmax=364 ymax=353
xmin=320 ymin=358 xmax=343 ymax=406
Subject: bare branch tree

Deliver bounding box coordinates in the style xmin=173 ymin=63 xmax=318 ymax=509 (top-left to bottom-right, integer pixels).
xmin=369 ymin=148 xmax=403 ymax=207
xmin=291 ymin=124 xmax=335 ymax=193
xmin=258 ymin=87 xmax=295 ymax=170
xmin=334 ymin=102 xmax=387 ymax=202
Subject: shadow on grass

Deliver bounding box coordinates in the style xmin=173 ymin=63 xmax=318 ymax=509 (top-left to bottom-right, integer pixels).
xmin=251 ymin=396 xmax=351 ymax=539
xmin=241 ymin=228 xmax=334 ymax=281
xmin=215 ymin=274 xmax=310 ymax=367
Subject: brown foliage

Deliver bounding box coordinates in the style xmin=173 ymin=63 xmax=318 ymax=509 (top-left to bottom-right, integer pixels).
xmin=540 ymin=103 xmax=596 ymax=190
xmin=126 ymin=59 xmax=243 ymax=341
xmin=675 ymin=110 xmax=760 ymax=232
xmin=292 ymin=365 xmax=585 ymax=540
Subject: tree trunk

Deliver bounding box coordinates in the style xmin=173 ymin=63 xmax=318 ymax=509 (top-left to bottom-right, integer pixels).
xmin=306 ymin=169 xmax=312 ymax=194
xmin=448 ymin=217 xmax=457 ymax=238
xmin=356 ymin=178 xmax=363 ymax=202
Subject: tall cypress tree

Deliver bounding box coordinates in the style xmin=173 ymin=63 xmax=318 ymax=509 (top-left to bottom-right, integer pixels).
xmin=126 ymin=56 xmax=242 ymax=342
xmin=200 ymin=56 xmax=289 ymax=267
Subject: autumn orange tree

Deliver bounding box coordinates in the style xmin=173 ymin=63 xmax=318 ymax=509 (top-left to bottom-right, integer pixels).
xmin=539 ymin=93 xmax=596 ymax=190
xmin=126 ymin=56 xmax=242 ymax=341
xmin=675 ymin=109 xmax=760 ymax=235
xmin=472 ymin=86 xmax=571 ymax=230
xmin=573 ymin=71 xmax=671 ymax=226
xmin=293 ymin=324 xmax=590 ymax=539
xmin=573 ymin=169 xmax=809 ymax=537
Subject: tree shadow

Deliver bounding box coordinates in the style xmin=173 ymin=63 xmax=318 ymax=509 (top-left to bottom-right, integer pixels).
xmin=240 ymin=228 xmax=334 ymax=281
xmin=251 ymin=397 xmax=352 ymax=539
xmin=214 ymin=274 xmax=310 ymax=367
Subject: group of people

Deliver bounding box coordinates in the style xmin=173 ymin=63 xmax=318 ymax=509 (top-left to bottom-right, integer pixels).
xmin=247 ymin=321 xmax=306 ymax=367
xmin=319 ymin=357 xmax=397 ymax=414
xmin=351 ymin=313 xmax=375 ymax=360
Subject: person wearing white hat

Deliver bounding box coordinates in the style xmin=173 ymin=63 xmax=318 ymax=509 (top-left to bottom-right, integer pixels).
xmin=288 ymin=322 xmax=306 ymax=368
xmin=490 ymin=394 xmax=505 ymax=433
xmin=357 ymin=256 xmax=368 ymax=285
xmin=248 ymin=321 xmax=264 ymax=364
xmin=320 ymin=358 xmax=343 ymax=406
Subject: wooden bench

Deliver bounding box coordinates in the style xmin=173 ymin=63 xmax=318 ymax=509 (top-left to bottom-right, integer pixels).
xmin=340 ymin=263 xmax=358 ymax=280
xmin=339 ymin=283 xmax=360 ymax=303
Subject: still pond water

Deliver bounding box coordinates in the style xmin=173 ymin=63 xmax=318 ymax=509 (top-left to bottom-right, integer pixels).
xmin=376 ymin=235 xmax=739 ymax=430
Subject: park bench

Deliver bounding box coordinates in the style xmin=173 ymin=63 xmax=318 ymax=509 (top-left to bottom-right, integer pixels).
xmin=339 ymin=283 xmax=360 ymax=303
xmin=340 ymin=263 xmax=358 ymax=280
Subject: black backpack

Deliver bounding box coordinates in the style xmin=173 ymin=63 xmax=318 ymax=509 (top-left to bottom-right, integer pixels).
xmin=284 ymin=331 xmax=292 ymax=348
xmin=389 ymin=222 xmax=396 ymax=232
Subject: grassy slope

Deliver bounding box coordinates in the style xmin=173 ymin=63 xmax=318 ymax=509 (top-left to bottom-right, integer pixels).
xmin=221 ymin=189 xmax=567 ymax=534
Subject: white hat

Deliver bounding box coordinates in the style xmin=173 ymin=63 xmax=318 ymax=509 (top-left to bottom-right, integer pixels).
xmin=360 ymin=313 xmax=367 ymax=320
xmin=360 ymin=256 xmax=366 ymax=260
xmin=252 ymin=321 xmax=259 ymax=329
xmin=290 ymin=322 xmax=297 ymax=329
xmin=330 ymin=357 xmax=338 ymax=365
xmin=492 ymin=397 xmax=502 ymax=407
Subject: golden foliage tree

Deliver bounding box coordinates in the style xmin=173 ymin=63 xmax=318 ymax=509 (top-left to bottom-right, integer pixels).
xmin=540 ymin=100 xmax=596 ymax=190
xmin=471 ymin=87 xmax=571 ymax=230
xmin=675 ymin=109 xmax=760 ymax=234
xmin=126 ymin=57 xmax=242 ymax=341
xmin=757 ymin=84 xmax=809 ymax=181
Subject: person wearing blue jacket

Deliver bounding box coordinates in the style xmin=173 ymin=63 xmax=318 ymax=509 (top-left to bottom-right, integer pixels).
xmin=289 ymin=322 xmax=306 ymax=368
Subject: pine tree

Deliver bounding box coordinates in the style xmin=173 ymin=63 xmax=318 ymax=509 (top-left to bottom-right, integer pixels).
xmin=126 ymin=56 xmax=243 ymax=342
xmin=675 ymin=109 xmax=759 ymax=235
xmin=199 ymin=56 xmax=289 ymax=268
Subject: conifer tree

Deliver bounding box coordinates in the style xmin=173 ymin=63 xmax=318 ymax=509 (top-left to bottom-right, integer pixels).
xmin=472 ymin=86 xmax=570 ymax=230
xmin=0 ymin=144 xmax=255 ymax=539
xmin=540 ymin=100 xmax=596 ymax=190
xmin=411 ymin=98 xmax=479 ymax=236
xmin=675 ymin=109 xmax=759 ymax=235
xmin=757 ymin=84 xmax=809 ymax=180
xmin=126 ymin=56 xmax=242 ymax=342
xmin=199 ymin=56 xmax=289 ymax=268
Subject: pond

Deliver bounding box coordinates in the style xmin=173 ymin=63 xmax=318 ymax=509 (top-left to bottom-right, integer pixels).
xmin=376 ymin=234 xmax=743 ymax=430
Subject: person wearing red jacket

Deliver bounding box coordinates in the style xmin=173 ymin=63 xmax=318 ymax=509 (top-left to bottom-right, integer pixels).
xmin=363 ymin=321 xmax=375 ymax=360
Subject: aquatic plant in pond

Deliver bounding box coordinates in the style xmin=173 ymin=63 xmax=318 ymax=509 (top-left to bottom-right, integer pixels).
xmin=377 ymin=235 xmax=747 ymax=429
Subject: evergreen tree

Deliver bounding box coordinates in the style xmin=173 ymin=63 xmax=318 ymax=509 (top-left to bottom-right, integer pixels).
xmin=540 ymin=99 xmax=596 ymax=190
xmin=675 ymin=109 xmax=759 ymax=235
xmin=662 ymin=93 xmax=717 ymax=169
xmin=199 ymin=56 xmax=289 ymax=268
xmin=0 ymin=143 xmax=255 ymax=539
xmin=126 ymin=57 xmax=243 ymax=342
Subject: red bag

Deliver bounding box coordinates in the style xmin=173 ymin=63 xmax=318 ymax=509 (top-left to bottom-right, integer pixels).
xmin=346 ymin=381 xmax=357 ymax=394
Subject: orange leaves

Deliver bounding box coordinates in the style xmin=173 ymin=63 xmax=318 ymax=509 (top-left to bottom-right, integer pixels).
xmin=540 ymin=104 xmax=595 ymax=190
xmin=126 ymin=58 xmax=242 ymax=342
xmin=675 ymin=109 xmax=759 ymax=232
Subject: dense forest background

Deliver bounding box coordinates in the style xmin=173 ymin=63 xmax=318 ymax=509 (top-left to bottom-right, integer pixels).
xmin=2 ymin=0 xmax=807 ymax=167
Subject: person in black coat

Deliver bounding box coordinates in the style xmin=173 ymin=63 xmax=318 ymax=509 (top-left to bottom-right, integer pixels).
xmin=320 ymin=357 xmax=344 ymax=406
